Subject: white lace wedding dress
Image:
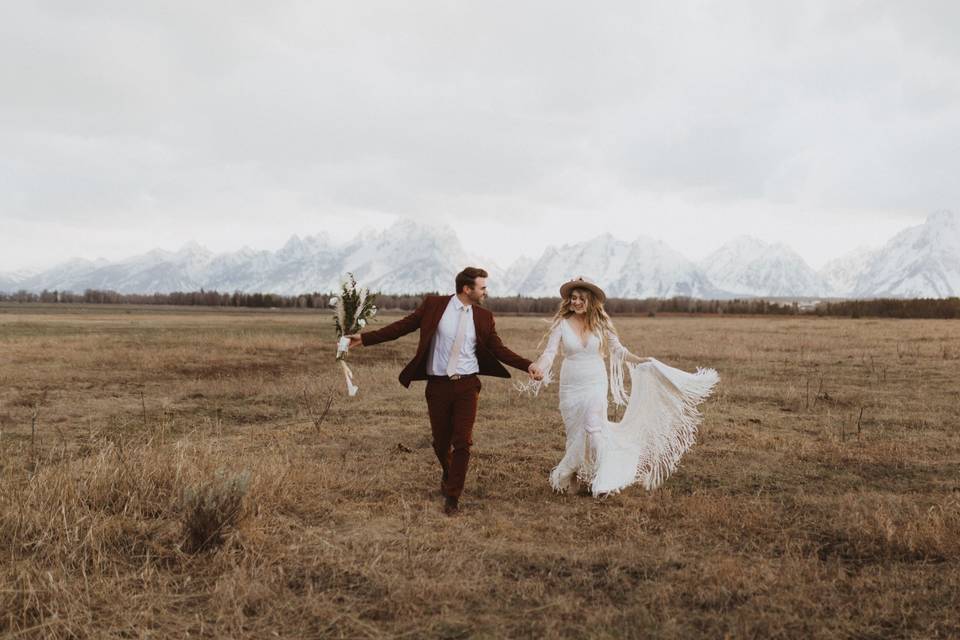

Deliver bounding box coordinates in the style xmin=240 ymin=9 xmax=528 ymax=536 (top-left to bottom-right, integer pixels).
xmin=532 ymin=318 xmax=719 ymax=496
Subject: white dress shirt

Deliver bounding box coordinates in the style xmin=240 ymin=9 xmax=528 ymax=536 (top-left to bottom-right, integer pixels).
xmin=427 ymin=295 xmax=479 ymax=376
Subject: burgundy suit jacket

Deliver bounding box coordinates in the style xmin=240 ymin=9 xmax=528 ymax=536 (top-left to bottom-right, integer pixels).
xmin=361 ymin=295 xmax=533 ymax=388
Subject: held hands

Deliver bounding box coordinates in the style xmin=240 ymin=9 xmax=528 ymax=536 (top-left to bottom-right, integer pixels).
xmin=528 ymin=363 xmax=544 ymax=381
xmin=345 ymin=334 xmax=363 ymax=348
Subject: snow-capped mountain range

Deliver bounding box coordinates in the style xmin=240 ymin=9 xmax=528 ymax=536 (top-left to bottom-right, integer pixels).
xmin=515 ymin=234 xmax=723 ymax=299
xmin=849 ymin=210 xmax=960 ymax=298
xmin=701 ymin=236 xmax=831 ymax=298
xmin=819 ymin=246 xmax=879 ymax=298
xmin=3 ymin=211 xmax=960 ymax=299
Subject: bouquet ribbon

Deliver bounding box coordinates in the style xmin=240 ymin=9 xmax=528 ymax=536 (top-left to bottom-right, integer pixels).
xmin=339 ymin=359 xmax=358 ymax=397
xmin=336 ymin=336 xmax=358 ymax=396
xmin=331 ymin=273 xmax=375 ymax=397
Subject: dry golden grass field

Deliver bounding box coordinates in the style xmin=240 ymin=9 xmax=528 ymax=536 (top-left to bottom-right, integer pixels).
xmin=1 ymin=303 xmax=959 ymax=639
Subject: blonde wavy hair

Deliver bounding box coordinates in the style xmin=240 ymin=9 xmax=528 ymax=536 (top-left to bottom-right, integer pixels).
xmin=544 ymin=287 xmax=618 ymax=355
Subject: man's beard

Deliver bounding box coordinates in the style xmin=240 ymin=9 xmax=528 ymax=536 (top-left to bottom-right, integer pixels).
xmin=466 ymin=289 xmax=485 ymax=306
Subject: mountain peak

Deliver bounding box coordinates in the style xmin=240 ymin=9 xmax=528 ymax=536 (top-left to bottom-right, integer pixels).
xmin=9 ymin=213 xmax=960 ymax=298
xmin=281 ymin=234 xmax=305 ymax=253
xmin=388 ymin=217 xmax=428 ymax=234
xmin=820 ymin=246 xmax=879 ymax=297
xmin=387 ymin=217 xmax=459 ymax=242
xmin=176 ymin=241 xmax=211 ymax=256
xmin=927 ymin=209 xmax=959 ymax=231
xmin=702 ymin=236 xmax=824 ymax=297
xmin=587 ymin=232 xmax=617 ymax=244
xmin=852 ymin=210 xmax=960 ymax=297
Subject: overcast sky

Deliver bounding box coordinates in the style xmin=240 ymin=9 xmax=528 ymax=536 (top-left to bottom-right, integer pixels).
xmin=2 ymin=1 xmax=958 ymax=272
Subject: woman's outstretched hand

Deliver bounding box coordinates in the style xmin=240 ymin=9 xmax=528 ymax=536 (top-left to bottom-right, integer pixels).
xmin=528 ymin=363 xmax=544 ymax=381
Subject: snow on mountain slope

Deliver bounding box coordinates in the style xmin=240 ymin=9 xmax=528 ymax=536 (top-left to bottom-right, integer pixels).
xmin=516 ymin=233 xmax=722 ymax=299
xmin=819 ymin=246 xmax=879 ymax=297
xmin=0 ymin=274 xmax=21 ymax=292
xmin=18 ymin=257 xmax=110 ymax=292
xmin=12 ymin=221 xmax=477 ymax=295
xmin=336 ymin=219 xmax=473 ymax=294
xmin=498 ymin=256 xmax=536 ymax=296
xmin=58 ymin=244 xmax=214 ymax=293
xmin=515 ymin=233 xmax=633 ymax=298
xmin=701 ymin=236 xmax=829 ymax=297
xmin=11 ymin=212 xmax=960 ymax=298
xmin=0 ymin=268 xmax=37 ymax=292
xmin=852 ymin=210 xmax=960 ymax=298
xmin=613 ymin=236 xmax=722 ymax=299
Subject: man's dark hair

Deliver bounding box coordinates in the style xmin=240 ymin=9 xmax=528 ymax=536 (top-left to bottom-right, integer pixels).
xmin=456 ymin=267 xmax=488 ymax=294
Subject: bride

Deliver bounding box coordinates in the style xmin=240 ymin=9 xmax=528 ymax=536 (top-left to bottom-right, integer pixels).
xmin=527 ymin=277 xmax=719 ymax=496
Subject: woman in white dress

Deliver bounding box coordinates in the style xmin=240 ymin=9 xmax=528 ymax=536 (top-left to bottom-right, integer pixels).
xmin=527 ymin=277 xmax=719 ymax=496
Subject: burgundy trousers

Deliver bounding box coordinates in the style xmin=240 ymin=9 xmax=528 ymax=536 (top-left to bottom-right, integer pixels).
xmin=425 ymin=375 xmax=481 ymax=499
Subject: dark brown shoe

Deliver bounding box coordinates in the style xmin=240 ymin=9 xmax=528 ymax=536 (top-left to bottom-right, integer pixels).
xmin=443 ymin=496 xmax=460 ymax=516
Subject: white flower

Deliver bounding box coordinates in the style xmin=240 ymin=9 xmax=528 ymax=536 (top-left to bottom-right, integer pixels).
xmin=357 ymin=318 xmax=366 ymax=328
xmin=328 ymin=296 xmax=339 ymax=307
xmin=370 ymin=307 xmax=377 ymax=317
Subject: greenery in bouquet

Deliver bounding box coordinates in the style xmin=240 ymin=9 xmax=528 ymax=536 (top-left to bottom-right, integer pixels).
xmin=330 ymin=273 xmax=378 ymax=352
xmin=329 ymin=274 xmax=377 ymax=396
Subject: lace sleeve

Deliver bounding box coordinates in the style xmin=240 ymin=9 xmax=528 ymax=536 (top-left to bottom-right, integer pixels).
xmin=515 ymin=322 xmax=561 ymax=396
xmin=536 ymin=323 xmax=562 ymax=374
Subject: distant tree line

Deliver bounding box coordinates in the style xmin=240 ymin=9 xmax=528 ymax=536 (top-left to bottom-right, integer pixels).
xmin=1 ymin=289 xmax=324 ymax=308
xmin=812 ymin=297 xmax=960 ymax=319
xmin=2 ymin=288 xmax=959 ymax=319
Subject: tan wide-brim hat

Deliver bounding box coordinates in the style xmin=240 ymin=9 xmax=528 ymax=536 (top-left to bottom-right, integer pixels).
xmin=559 ymin=276 xmax=606 ymax=303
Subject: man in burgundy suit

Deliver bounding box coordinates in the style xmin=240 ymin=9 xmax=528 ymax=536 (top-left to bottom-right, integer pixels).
xmin=347 ymin=267 xmax=543 ymax=515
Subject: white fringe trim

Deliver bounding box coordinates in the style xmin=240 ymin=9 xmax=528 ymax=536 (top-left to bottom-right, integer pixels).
xmin=609 ymin=349 xmax=628 ymax=406
xmin=513 ymin=369 xmax=554 ymax=397
xmin=634 ymin=362 xmax=719 ymax=490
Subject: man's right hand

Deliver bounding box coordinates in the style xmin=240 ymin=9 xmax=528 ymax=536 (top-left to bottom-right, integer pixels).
xmin=346 ymin=334 xmax=363 ymax=348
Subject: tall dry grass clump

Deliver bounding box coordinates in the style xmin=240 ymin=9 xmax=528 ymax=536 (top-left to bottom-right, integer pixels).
xmin=0 ymin=435 xmax=292 ymax=637
xmin=181 ymin=469 xmax=252 ymax=553
xmin=813 ymin=494 xmax=960 ymax=563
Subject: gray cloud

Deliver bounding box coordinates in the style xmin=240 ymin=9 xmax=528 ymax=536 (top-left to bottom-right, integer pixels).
xmin=2 ymin=1 xmax=958 ymax=270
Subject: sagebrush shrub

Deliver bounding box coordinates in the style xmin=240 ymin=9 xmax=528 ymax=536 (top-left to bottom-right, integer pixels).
xmin=181 ymin=469 xmax=251 ymax=553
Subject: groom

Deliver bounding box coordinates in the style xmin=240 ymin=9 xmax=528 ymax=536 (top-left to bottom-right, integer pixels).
xmin=347 ymin=267 xmax=543 ymax=515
